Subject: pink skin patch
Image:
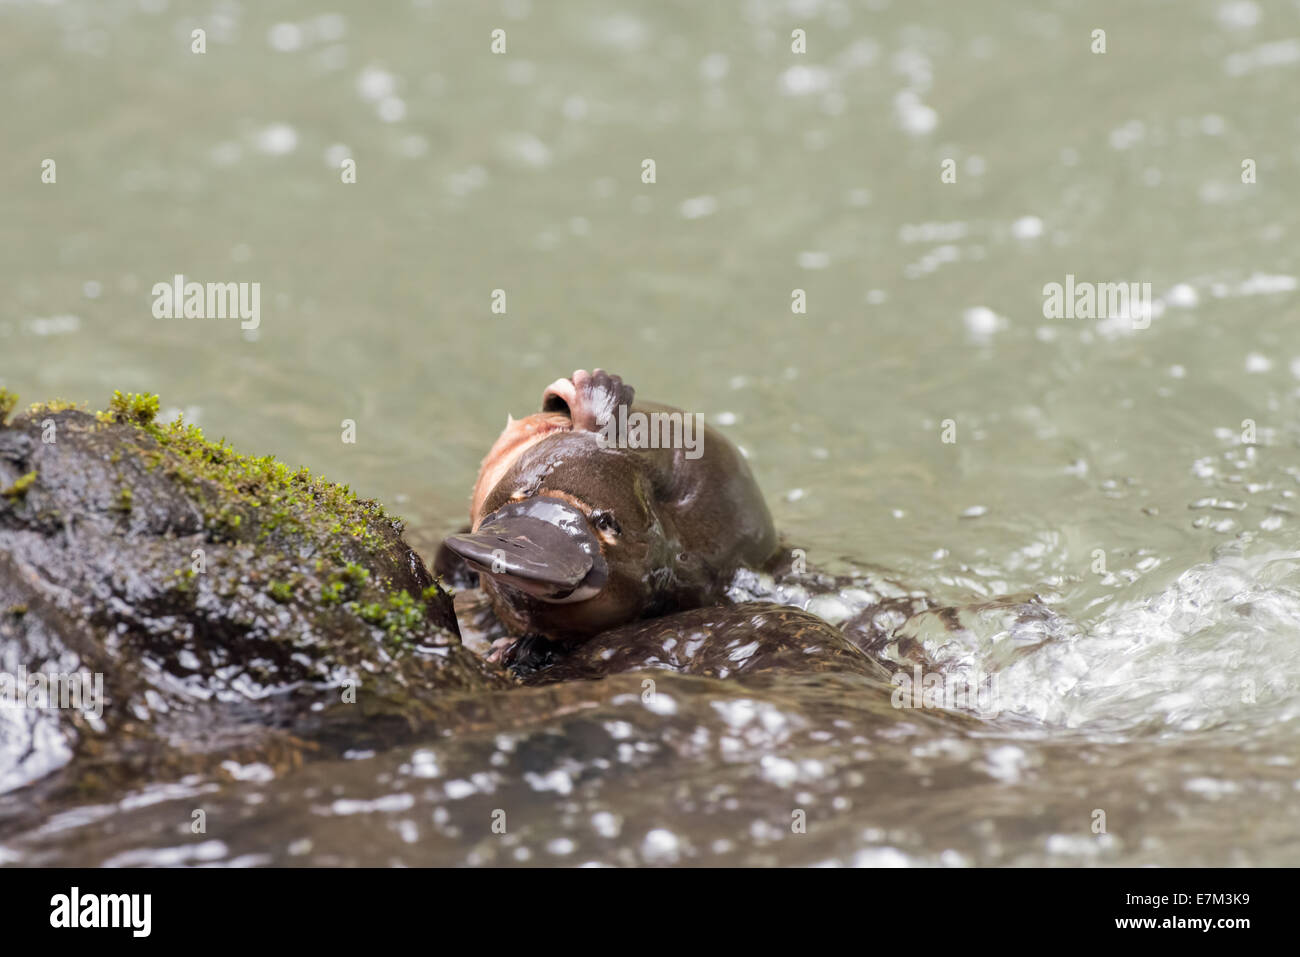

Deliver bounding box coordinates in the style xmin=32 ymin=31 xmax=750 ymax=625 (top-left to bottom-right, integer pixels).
xmin=541 ymin=375 xmax=579 ymax=419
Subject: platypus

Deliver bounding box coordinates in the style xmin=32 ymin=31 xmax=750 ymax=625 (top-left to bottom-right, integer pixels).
xmin=441 ymin=370 xmax=778 ymax=642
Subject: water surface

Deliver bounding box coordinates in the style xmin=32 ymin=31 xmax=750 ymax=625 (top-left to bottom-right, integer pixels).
xmin=3 ymin=0 xmax=1300 ymax=865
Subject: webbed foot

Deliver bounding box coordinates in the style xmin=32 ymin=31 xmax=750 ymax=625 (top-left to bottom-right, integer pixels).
xmin=540 ymin=369 xmax=634 ymax=436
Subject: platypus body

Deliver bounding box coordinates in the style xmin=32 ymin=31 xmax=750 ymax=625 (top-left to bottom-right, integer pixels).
xmin=441 ymin=373 xmax=1045 ymax=710
xmin=441 ymin=370 xmax=778 ymax=642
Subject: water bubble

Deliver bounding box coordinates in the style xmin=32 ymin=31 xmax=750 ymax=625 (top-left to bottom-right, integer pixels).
xmin=1217 ymin=1 xmax=1260 ymax=30
xmin=500 ymin=132 xmax=551 ymax=168
xmin=983 ymin=745 xmax=1027 ymax=782
xmin=699 ymin=52 xmax=729 ymax=82
xmin=444 ymin=779 xmax=475 ymax=799
xmin=377 ymin=96 xmax=406 ymax=123
xmin=1108 ymin=120 xmax=1145 ymax=150
xmin=851 ymin=847 xmax=910 ymax=867
xmin=546 ymin=837 xmax=576 ymax=856
xmin=894 ymin=90 xmax=937 ymax=135
xmin=1184 ymin=777 xmax=1240 ymax=798
xmin=963 ymin=306 xmax=1006 ymax=342
xmin=1166 ymin=283 xmax=1199 ymax=307
xmin=1011 ymin=215 xmax=1043 ymax=239
xmin=806 ymin=594 xmax=852 ymax=625
xmin=356 ymin=67 xmax=396 ymax=102
xmin=562 ymin=95 xmax=588 ymax=120
xmin=268 ymin=23 xmax=303 ymax=52
xmin=641 ymin=829 xmax=681 ymax=863
xmin=1223 ymin=38 xmax=1300 ymax=76
xmin=25 ymin=315 xmax=80 ymax=336
xmin=780 ymin=65 xmax=831 ymax=96
xmin=505 ymin=61 xmax=536 ymax=85
xmin=323 ymin=143 xmax=350 ymax=168
xmin=679 ymin=195 xmax=718 ymax=219
xmin=254 ymin=124 xmax=298 ymax=156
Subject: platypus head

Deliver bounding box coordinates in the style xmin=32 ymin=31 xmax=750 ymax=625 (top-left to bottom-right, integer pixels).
xmin=442 ymin=369 xmax=777 ymax=642
xmin=441 ymin=370 xmax=680 ymax=640
xmin=445 ymin=428 xmax=674 ymax=639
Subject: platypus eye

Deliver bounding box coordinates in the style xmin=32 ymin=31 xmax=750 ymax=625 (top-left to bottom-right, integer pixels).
xmin=591 ymin=510 xmax=620 ymax=536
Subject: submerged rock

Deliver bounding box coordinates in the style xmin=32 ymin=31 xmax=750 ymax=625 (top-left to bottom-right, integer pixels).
xmin=0 ymin=392 xmax=507 ymax=805
xmin=506 ymin=602 xmax=894 ymax=684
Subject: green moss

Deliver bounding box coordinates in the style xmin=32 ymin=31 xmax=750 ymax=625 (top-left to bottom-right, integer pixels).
xmin=2 ymin=470 xmax=37 ymax=499
xmin=99 ymin=400 xmax=389 ymax=553
xmin=267 ymin=580 xmax=293 ymax=603
xmin=113 ymin=486 xmax=134 ymax=512
xmin=210 ymin=505 xmax=243 ymax=537
xmin=346 ymin=590 xmax=428 ymax=648
xmin=355 ymin=601 xmax=386 ymax=624
xmin=339 ymin=562 xmax=369 ymax=586
xmin=27 ymin=398 xmax=85 ymax=416
xmin=99 ymin=390 xmax=160 ymax=426
xmin=381 ymin=591 xmax=424 ymax=637
xmin=0 ymin=389 xmax=16 ymax=425
xmin=319 ymin=562 xmax=371 ymax=605
xmin=169 ymin=566 xmax=198 ymax=594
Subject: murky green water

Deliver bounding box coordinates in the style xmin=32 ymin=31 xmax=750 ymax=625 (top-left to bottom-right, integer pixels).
xmin=3 ymin=0 xmax=1300 ymax=865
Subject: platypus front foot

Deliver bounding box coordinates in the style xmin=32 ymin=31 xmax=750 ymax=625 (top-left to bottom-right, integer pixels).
xmin=493 ymin=632 xmax=559 ymax=677
xmin=486 ymin=636 xmax=516 ymax=664
xmin=541 ymin=369 xmax=634 ymax=435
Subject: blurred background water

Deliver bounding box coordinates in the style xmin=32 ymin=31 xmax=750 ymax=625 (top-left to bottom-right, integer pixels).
xmin=3 ymin=0 xmax=1300 ymax=865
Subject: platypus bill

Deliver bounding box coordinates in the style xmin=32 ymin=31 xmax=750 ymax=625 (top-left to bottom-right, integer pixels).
xmin=441 ymin=369 xmax=778 ymax=642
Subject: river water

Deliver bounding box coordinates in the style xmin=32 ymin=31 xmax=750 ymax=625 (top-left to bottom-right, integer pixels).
xmin=2 ymin=0 xmax=1299 ymax=865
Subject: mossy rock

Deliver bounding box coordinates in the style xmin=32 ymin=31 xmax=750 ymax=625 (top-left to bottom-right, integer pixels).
xmin=0 ymin=394 xmax=507 ymax=806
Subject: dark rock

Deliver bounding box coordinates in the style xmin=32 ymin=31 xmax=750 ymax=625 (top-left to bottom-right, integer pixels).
xmin=0 ymin=395 xmax=507 ymax=805
xmin=509 ymin=602 xmax=893 ymax=684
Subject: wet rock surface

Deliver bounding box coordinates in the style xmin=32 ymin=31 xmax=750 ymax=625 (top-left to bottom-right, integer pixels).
xmin=10 ymin=394 xmax=1266 ymax=869
xmin=0 ymin=396 xmax=507 ymax=815
xmin=506 ymin=602 xmax=893 ymax=684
